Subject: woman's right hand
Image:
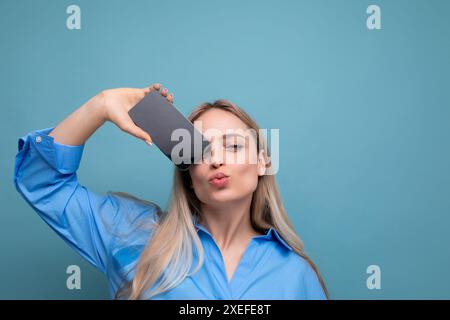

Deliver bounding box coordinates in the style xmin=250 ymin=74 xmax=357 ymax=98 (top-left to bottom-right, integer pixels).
xmin=98 ymin=83 xmax=174 ymax=145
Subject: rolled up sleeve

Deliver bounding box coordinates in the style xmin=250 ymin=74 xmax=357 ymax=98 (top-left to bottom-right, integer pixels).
xmin=15 ymin=127 xmax=84 ymax=177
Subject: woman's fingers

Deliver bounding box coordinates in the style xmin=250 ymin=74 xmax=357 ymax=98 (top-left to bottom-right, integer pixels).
xmin=132 ymin=125 xmax=153 ymax=145
xmin=143 ymin=83 xmax=174 ymax=103
xmin=142 ymin=83 xmax=160 ymax=95
xmin=119 ymin=119 xmax=153 ymax=145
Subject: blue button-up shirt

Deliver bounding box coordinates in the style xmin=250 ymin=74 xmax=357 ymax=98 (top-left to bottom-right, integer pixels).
xmin=13 ymin=127 xmax=327 ymax=300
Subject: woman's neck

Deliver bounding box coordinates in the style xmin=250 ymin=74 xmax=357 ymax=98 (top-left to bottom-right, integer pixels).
xmin=199 ymin=197 xmax=263 ymax=251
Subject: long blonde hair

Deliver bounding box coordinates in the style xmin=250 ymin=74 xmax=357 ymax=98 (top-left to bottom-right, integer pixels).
xmin=115 ymin=99 xmax=329 ymax=299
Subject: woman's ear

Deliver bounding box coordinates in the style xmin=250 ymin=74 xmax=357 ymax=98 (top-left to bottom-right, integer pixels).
xmin=257 ymin=149 xmax=267 ymax=176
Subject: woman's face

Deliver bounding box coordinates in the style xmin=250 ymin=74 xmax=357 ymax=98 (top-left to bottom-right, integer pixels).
xmin=188 ymin=109 xmax=266 ymax=205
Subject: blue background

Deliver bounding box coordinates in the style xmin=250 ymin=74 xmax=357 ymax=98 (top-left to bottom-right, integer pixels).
xmin=1 ymin=0 xmax=449 ymax=299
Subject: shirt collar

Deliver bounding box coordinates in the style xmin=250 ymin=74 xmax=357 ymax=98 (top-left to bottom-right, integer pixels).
xmin=194 ymin=219 xmax=293 ymax=252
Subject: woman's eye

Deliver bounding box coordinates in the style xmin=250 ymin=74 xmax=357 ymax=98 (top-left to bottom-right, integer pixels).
xmin=226 ymin=144 xmax=243 ymax=151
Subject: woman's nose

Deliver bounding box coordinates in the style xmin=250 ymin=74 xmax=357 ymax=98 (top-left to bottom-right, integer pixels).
xmin=203 ymin=142 xmax=224 ymax=166
xmin=210 ymin=153 xmax=223 ymax=167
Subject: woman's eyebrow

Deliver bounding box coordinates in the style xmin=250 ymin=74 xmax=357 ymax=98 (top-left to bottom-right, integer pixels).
xmin=206 ymin=133 xmax=246 ymax=143
xmin=222 ymin=133 xmax=246 ymax=140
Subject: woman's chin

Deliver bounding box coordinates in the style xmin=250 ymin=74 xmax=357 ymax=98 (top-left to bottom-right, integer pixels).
xmin=205 ymin=191 xmax=236 ymax=203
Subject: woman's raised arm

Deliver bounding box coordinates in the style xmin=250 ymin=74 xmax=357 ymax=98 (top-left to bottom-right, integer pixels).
xmin=48 ymin=83 xmax=173 ymax=146
xmin=13 ymin=83 xmax=173 ymax=275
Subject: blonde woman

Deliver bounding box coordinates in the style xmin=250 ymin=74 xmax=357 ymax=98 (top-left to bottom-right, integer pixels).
xmin=13 ymin=83 xmax=328 ymax=300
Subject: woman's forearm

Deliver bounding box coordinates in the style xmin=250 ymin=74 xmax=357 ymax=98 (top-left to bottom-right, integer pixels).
xmin=48 ymin=93 xmax=107 ymax=146
xmin=48 ymin=84 xmax=172 ymax=146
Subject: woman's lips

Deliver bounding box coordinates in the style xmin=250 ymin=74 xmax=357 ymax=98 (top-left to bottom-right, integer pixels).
xmin=209 ymin=176 xmax=230 ymax=188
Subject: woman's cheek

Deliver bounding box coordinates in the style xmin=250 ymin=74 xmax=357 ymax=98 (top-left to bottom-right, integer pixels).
xmin=233 ymin=166 xmax=259 ymax=193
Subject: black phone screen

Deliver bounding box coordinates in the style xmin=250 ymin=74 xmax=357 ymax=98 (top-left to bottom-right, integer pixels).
xmin=128 ymin=91 xmax=210 ymax=170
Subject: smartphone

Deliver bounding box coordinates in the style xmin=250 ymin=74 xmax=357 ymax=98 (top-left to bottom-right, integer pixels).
xmin=128 ymin=90 xmax=210 ymax=170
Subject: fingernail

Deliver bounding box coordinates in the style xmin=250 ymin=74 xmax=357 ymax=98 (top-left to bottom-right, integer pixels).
xmin=146 ymin=140 xmax=153 ymax=146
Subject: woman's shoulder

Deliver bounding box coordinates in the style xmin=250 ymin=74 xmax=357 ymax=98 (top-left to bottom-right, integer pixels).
xmin=273 ymin=247 xmax=317 ymax=276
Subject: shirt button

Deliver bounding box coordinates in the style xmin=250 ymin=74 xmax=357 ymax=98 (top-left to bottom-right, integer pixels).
xmin=35 ymin=136 xmax=42 ymax=143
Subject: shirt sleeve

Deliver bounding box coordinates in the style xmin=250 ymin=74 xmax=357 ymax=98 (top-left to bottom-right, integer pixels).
xmin=13 ymin=127 xmax=158 ymax=275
